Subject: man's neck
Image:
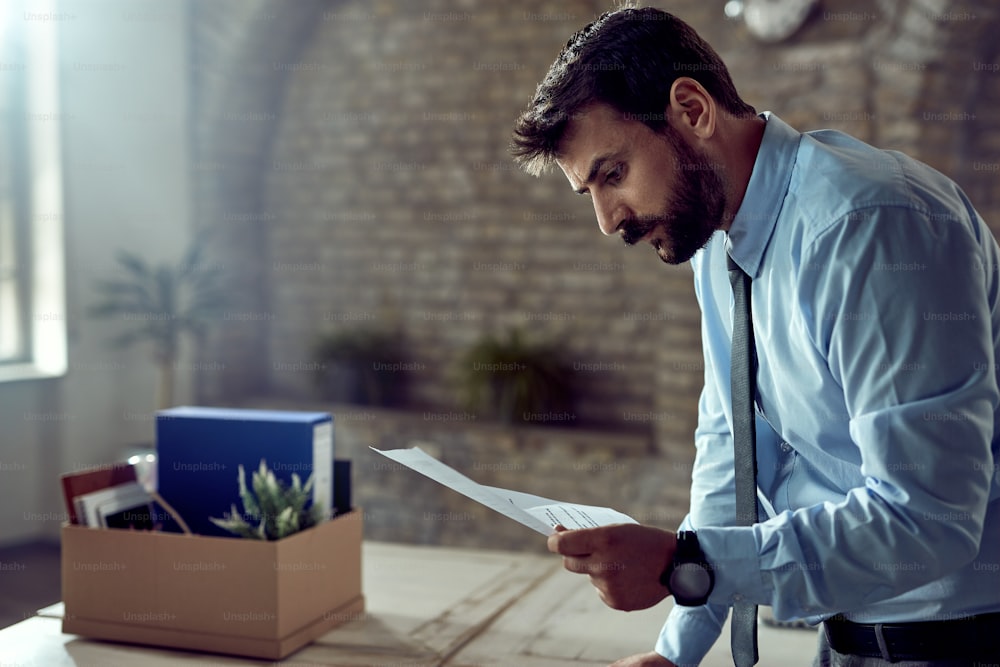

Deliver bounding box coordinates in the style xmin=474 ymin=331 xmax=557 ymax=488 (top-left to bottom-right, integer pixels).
xmin=719 ymin=115 xmax=767 ymax=232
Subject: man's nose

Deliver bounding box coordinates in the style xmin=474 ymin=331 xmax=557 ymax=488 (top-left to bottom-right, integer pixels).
xmin=593 ymin=195 xmax=622 ymax=236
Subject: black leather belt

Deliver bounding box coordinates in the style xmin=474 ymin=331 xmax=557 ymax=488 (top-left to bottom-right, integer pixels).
xmin=823 ymin=612 xmax=1000 ymax=662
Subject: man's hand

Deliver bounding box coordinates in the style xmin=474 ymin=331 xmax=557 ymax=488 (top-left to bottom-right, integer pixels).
xmin=547 ymin=523 xmax=677 ymax=611
xmin=609 ymin=650 xmax=677 ymax=667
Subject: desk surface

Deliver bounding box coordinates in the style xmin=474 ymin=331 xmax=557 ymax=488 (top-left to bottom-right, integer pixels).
xmin=0 ymin=541 xmax=819 ymax=666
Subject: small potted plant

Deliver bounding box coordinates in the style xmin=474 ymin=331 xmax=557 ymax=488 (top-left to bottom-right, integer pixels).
xmin=210 ymin=460 xmax=326 ymax=540
xmin=457 ymin=328 xmax=575 ymax=425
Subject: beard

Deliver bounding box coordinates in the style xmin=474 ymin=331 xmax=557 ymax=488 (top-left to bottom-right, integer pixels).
xmin=620 ymin=131 xmax=727 ymax=265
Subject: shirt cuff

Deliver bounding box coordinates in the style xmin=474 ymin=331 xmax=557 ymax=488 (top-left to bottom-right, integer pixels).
xmin=696 ymin=525 xmax=772 ymax=607
xmin=655 ymin=602 xmax=729 ymax=667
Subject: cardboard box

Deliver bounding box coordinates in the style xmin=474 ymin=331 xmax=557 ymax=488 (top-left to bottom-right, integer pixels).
xmin=156 ymin=407 xmax=334 ymax=537
xmin=62 ymin=509 xmax=364 ymax=660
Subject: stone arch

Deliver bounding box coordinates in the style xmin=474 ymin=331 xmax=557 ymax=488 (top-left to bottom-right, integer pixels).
xmin=190 ymin=0 xmax=329 ymax=400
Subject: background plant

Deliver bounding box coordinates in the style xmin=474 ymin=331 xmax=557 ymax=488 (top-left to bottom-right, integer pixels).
xmin=210 ymin=459 xmax=326 ymax=540
xmin=456 ymin=328 xmax=574 ymax=425
xmin=313 ymin=326 xmax=404 ymax=406
xmin=88 ymin=241 xmax=226 ymax=410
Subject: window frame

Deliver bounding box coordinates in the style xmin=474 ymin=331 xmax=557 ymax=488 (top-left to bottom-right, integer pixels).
xmin=0 ymin=0 xmax=67 ymax=382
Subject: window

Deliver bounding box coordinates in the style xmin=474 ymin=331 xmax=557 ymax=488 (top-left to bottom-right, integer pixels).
xmin=0 ymin=0 xmax=67 ymax=381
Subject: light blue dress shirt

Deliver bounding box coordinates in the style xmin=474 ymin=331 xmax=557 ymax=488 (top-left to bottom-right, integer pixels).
xmin=656 ymin=113 xmax=1000 ymax=666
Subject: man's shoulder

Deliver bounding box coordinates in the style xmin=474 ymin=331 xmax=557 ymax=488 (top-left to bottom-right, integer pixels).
xmin=792 ymin=130 xmax=910 ymax=214
xmin=783 ymin=128 xmax=960 ymax=244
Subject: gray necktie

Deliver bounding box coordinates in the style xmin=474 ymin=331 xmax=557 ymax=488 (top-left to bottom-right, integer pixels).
xmin=728 ymin=253 xmax=759 ymax=667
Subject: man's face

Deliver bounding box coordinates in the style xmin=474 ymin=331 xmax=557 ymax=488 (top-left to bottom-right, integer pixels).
xmin=555 ymin=103 xmax=727 ymax=265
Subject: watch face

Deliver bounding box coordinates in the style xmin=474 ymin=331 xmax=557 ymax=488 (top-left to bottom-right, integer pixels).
xmin=670 ymin=562 xmax=712 ymax=598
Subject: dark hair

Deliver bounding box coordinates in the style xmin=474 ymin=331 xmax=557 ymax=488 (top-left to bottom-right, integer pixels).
xmin=511 ymin=6 xmax=756 ymax=176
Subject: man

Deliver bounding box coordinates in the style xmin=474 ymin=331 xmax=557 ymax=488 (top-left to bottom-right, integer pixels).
xmin=511 ymin=6 xmax=1000 ymax=667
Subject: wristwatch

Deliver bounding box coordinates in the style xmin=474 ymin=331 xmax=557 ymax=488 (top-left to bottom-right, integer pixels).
xmin=661 ymin=531 xmax=715 ymax=606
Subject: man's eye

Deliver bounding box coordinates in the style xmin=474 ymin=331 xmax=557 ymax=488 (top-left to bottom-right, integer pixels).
xmin=607 ymin=166 xmax=623 ymax=184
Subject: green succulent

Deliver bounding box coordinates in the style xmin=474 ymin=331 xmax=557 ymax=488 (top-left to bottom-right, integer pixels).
xmin=210 ymin=459 xmax=326 ymax=540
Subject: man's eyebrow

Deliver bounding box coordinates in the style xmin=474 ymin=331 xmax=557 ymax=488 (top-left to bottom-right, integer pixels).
xmin=574 ymin=154 xmax=614 ymax=195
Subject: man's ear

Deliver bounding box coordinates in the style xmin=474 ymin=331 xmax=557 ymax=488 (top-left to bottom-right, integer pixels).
xmin=666 ymin=77 xmax=716 ymax=141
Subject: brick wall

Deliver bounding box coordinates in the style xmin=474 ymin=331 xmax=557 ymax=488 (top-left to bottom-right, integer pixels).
xmin=258 ymin=0 xmax=701 ymax=442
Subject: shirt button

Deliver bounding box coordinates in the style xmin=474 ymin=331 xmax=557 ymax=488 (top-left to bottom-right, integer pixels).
xmin=780 ymin=442 xmax=792 ymax=453
xmin=733 ymin=593 xmax=744 ymax=602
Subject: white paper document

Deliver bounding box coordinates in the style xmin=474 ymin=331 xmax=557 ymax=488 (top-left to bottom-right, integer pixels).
xmin=371 ymin=446 xmax=637 ymax=535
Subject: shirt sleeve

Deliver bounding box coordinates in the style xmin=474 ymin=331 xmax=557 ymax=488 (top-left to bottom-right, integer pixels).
xmin=695 ymin=204 xmax=998 ymax=620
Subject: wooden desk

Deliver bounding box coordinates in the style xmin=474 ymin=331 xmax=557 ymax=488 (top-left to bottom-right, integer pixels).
xmin=0 ymin=541 xmax=819 ymax=666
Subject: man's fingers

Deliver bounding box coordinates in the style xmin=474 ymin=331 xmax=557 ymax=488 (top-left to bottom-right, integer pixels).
xmin=561 ymin=555 xmax=597 ymax=575
xmin=547 ymin=531 xmax=562 ymax=554
xmin=547 ymin=526 xmax=601 ymax=556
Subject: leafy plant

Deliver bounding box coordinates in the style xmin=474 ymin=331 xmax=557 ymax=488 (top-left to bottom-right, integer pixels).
xmin=210 ymin=460 xmax=326 ymax=540
xmin=457 ymin=328 xmax=574 ymax=425
xmin=313 ymin=326 xmax=403 ymax=405
xmin=88 ymin=242 xmax=226 ymax=410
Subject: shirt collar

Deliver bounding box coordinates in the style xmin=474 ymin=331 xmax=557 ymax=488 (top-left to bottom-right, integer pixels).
xmin=725 ymin=112 xmax=800 ymax=278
